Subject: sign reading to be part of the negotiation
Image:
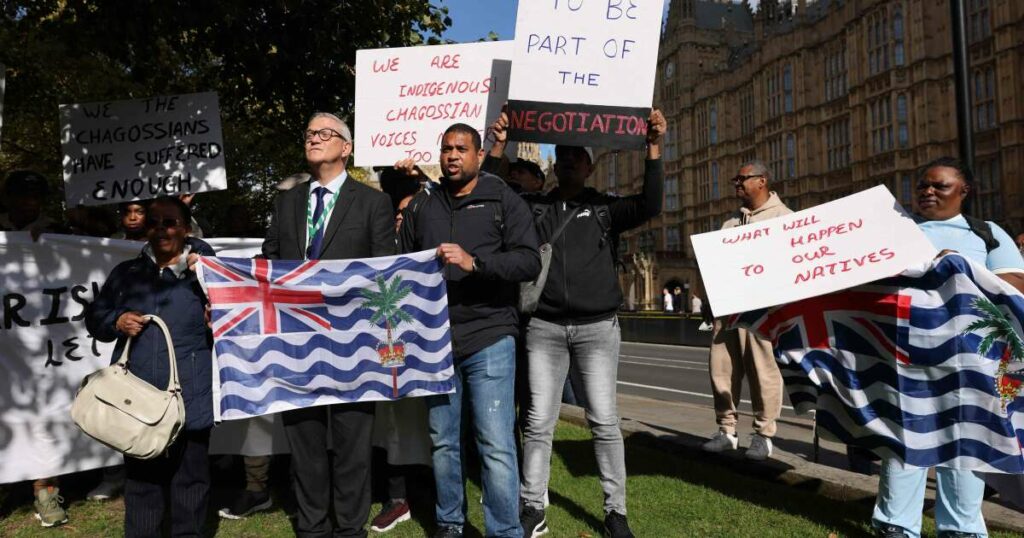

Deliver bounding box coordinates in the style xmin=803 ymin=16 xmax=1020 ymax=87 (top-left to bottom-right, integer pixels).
xmin=506 ymin=0 xmax=665 ymax=149
xmin=691 ymin=186 xmax=939 ymax=317
xmin=355 ymin=41 xmax=513 ymax=167
xmin=60 ymin=92 xmax=227 ymax=206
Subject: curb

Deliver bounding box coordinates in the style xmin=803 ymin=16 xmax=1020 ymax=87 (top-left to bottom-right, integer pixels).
xmin=559 ymin=404 xmax=1024 ymax=534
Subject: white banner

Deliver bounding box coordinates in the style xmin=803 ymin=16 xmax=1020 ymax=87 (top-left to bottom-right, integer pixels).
xmin=60 ymin=92 xmax=227 ymax=206
xmin=354 ymin=41 xmax=512 ymax=167
xmin=0 ymin=235 xmax=269 ymax=484
xmin=692 ymin=186 xmax=939 ymax=317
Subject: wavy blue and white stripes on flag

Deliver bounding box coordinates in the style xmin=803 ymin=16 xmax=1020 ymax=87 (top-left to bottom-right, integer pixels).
xmin=733 ymin=254 xmax=1024 ymax=473
xmin=197 ymin=250 xmax=455 ymax=421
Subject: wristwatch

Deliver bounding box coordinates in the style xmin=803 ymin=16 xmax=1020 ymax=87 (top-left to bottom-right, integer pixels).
xmin=471 ymin=256 xmax=481 ymax=273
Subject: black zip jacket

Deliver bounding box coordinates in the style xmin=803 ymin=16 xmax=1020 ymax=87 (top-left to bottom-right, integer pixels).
xmin=399 ymin=172 xmax=541 ymax=358
xmin=525 ymin=158 xmax=664 ymax=324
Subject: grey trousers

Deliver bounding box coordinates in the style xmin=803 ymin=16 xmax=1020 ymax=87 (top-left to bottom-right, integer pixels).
xmin=521 ymin=316 xmax=626 ymax=515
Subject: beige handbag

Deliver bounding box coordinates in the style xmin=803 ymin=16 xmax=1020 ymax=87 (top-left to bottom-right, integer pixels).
xmin=71 ymin=315 xmax=186 ymax=459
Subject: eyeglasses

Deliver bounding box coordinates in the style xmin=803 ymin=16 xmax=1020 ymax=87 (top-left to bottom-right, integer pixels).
xmin=731 ymin=174 xmax=764 ymax=185
xmin=146 ymin=217 xmax=183 ymax=229
xmin=303 ymin=128 xmax=346 ymax=143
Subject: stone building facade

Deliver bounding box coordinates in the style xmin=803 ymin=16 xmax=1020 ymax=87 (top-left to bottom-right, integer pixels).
xmin=589 ymin=0 xmax=1024 ymax=311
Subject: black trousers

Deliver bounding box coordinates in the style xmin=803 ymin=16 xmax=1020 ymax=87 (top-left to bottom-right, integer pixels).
xmin=124 ymin=429 xmax=211 ymax=538
xmin=283 ymin=402 xmax=375 ymax=538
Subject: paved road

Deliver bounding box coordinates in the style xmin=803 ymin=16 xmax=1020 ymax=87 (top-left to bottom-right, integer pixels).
xmin=615 ymin=341 xmax=800 ymax=420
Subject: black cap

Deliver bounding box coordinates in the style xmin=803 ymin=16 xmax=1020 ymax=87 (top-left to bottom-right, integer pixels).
xmin=4 ymin=170 xmax=50 ymax=198
xmin=510 ymin=159 xmax=545 ymax=181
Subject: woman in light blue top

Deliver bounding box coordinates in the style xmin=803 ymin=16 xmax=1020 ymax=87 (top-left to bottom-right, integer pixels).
xmin=872 ymin=158 xmax=1024 ymax=538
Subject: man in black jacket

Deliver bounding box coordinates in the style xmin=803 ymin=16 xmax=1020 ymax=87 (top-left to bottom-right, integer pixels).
xmin=398 ymin=123 xmax=540 ymax=538
xmin=489 ymin=109 xmax=665 ymax=538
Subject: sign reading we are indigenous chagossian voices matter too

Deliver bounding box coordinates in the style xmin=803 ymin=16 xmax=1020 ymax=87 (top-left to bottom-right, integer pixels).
xmin=507 ymin=0 xmax=665 ymax=149
xmin=355 ymin=41 xmax=512 ymax=167
xmin=60 ymin=92 xmax=227 ymax=206
xmin=691 ymin=186 xmax=939 ymax=317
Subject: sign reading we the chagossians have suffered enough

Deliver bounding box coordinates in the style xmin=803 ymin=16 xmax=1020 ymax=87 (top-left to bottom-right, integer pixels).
xmin=60 ymin=92 xmax=227 ymax=206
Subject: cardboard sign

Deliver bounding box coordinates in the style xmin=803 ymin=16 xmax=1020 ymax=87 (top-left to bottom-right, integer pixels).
xmin=355 ymin=41 xmax=512 ymax=167
xmin=507 ymin=0 xmax=665 ymax=149
xmin=692 ymin=186 xmax=939 ymax=317
xmin=60 ymin=92 xmax=227 ymax=206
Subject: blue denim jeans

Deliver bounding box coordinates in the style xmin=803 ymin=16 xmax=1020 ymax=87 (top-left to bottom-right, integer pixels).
xmin=521 ymin=316 xmax=626 ymax=515
xmin=872 ymin=457 xmax=988 ymax=537
xmin=427 ymin=335 xmax=522 ymax=538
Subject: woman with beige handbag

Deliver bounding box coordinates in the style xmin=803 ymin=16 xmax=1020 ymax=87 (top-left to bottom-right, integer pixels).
xmin=84 ymin=197 xmax=216 ymax=538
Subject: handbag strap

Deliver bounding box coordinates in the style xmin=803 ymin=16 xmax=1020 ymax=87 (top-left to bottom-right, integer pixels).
xmin=113 ymin=315 xmax=180 ymax=393
xmin=545 ymin=204 xmax=582 ymax=246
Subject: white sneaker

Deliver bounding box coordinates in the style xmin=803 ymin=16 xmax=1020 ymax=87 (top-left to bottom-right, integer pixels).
xmin=701 ymin=431 xmax=739 ymax=452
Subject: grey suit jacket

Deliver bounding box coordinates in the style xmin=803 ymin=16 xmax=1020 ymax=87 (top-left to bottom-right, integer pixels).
xmin=262 ymin=176 xmax=396 ymax=260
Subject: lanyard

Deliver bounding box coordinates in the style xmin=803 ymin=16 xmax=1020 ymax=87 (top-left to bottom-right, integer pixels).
xmin=306 ymin=187 xmax=341 ymax=249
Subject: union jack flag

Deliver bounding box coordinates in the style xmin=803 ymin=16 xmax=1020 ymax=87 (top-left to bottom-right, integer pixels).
xmin=734 ymin=254 xmax=1024 ymax=474
xmin=197 ymin=250 xmax=456 ymax=421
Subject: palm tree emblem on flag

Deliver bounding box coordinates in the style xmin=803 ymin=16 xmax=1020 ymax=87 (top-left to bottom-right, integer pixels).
xmin=964 ymin=297 xmax=1024 ymax=412
xmin=361 ymin=273 xmax=414 ymax=370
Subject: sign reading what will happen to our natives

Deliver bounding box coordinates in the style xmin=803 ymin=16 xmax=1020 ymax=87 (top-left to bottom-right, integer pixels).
xmin=60 ymin=92 xmax=227 ymax=206
xmin=691 ymin=186 xmax=939 ymax=317
xmin=507 ymin=0 xmax=665 ymax=149
xmin=355 ymin=41 xmax=512 ymax=167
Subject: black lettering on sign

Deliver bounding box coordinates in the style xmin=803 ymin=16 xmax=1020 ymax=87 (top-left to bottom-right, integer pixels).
xmin=41 ymin=287 xmax=70 ymax=326
xmin=3 ymin=294 xmax=29 ymax=329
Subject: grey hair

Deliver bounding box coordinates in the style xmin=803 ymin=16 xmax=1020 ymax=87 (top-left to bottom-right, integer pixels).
xmin=307 ymin=112 xmax=352 ymax=141
xmin=738 ymin=159 xmax=771 ymax=182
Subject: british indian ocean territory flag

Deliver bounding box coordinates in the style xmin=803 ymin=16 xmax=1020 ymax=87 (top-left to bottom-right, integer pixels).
xmin=196 ymin=250 xmax=455 ymax=420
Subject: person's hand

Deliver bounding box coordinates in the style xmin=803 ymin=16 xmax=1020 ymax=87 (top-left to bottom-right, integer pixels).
xmin=178 ymin=193 xmax=196 ymax=206
xmin=187 ymin=252 xmax=201 ymax=272
xmin=116 ymin=311 xmax=149 ymax=337
xmin=437 ymin=243 xmax=475 ymax=273
xmin=204 ymin=304 xmax=212 ymax=328
xmin=646 ymin=108 xmax=666 ymax=145
xmin=393 ymin=159 xmax=423 ymax=179
xmin=490 ymin=110 xmax=509 ymax=145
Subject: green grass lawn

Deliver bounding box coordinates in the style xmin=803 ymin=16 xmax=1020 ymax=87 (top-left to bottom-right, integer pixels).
xmin=1 ymin=422 xmax=1012 ymax=537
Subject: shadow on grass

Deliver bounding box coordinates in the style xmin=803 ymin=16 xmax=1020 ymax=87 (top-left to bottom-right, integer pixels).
xmin=552 ymin=433 xmax=874 ymax=537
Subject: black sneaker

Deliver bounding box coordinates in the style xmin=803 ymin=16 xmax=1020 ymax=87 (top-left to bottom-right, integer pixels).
xmin=603 ymin=511 xmax=635 ymax=538
xmin=520 ymin=505 xmax=549 ymax=537
xmin=218 ymin=490 xmax=272 ymax=520
xmin=432 ymin=526 xmax=463 ymax=538
xmin=875 ymin=523 xmax=909 ymax=538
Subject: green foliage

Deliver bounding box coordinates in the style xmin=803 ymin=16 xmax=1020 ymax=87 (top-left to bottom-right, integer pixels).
xmin=0 ymin=0 xmax=451 ymax=231
xmin=359 ymin=273 xmax=413 ymax=331
xmin=964 ymin=297 xmax=1024 ymax=360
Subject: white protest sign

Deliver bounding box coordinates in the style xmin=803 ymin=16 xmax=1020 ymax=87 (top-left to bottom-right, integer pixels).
xmin=0 ymin=235 xmax=277 ymax=484
xmin=507 ymin=0 xmax=665 ymax=148
xmin=60 ymin=92 xmax=227 ymax=206
xmin=355 ymin=41 xmax=512 ymax=167
xmin=692 ymin=186 xmax=939 ymax=317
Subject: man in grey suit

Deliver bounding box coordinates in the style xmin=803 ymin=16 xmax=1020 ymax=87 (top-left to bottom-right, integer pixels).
xmin=262 ymin=112 xmax=395 ymax=538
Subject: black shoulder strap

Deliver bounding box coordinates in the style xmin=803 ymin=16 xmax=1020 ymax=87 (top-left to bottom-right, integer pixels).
xmin=964 ymin=215 xmax=999 ymax=253
xmin=590 ymin=203 xmax=623 ymax=270
xmin=548 ymin=205 xmax=582 ymax=245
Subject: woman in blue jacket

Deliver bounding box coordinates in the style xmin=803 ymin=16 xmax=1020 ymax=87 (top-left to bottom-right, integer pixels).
xmin=86 ymin=196 xmax=216 ymax=538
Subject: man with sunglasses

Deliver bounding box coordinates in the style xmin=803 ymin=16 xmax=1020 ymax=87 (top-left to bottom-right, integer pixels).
xmin=262 ymin=112 xmax=395 ymax=538
xmin=699 ymin=160 xmax=791 ymax=461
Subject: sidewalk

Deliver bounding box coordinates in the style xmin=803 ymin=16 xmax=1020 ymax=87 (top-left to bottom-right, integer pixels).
xmin=559 ymin=392 xmax=1024 ymax=534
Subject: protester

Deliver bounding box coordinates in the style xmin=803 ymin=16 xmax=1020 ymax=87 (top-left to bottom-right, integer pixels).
xmin=700 ymin=160 xmax=791 ymax=460
xmin=262 ymin=112 xmax=395 ymax=537
xmin=508 ymin=160 xmax=546 ymax=193
xmin=872 ymin=157 xmax=1024 ymax=538
xmin=398 ymin=122 xmax=540 ymax=538
xmin=85 ymin=196 xmax=216 ymax=537
xmin=488 ymin=108 xmax=663 ymax=538
xmin=110 ymin=201 xmax=149 ymax=241
xmin=367 ymin=190 xmax=431 ymax=534
xmin=662 ymin=288 xmax=673 ymax=312
xmin=0 ymin=170 xmax=64 ymax=236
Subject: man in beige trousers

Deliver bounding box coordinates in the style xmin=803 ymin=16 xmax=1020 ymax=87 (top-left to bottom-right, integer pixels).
xmin=699 ymin=159 xmax=791 ymax=461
